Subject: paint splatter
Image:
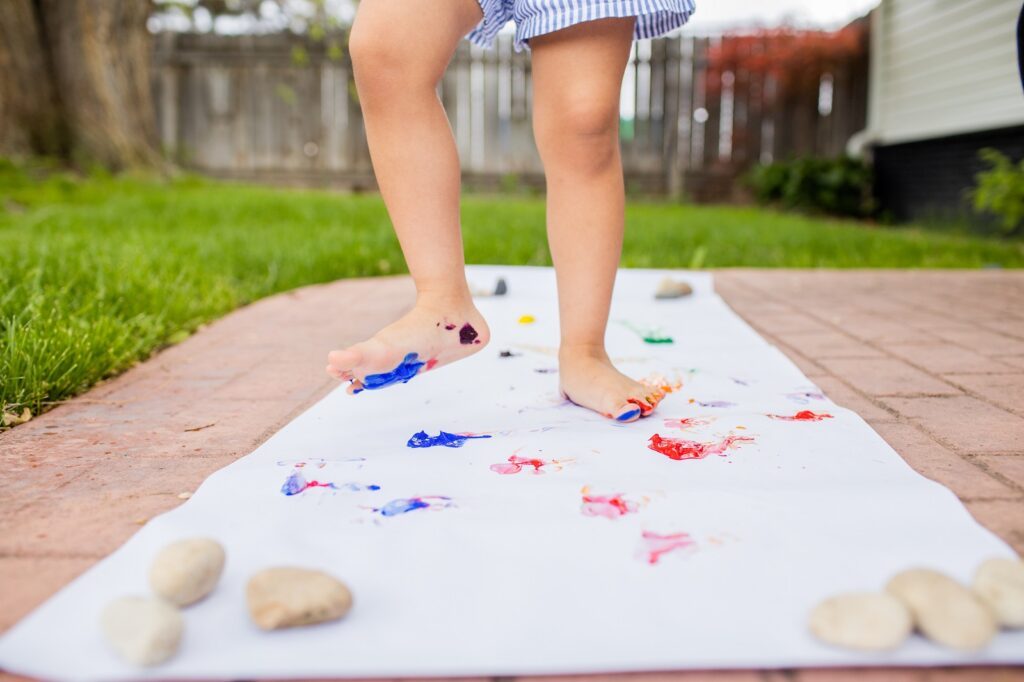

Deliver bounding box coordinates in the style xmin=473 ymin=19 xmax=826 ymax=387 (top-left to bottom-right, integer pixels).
xmin=498 ymin=350 xmax=521 ymax=358
xmin=459 ymin=323 xmax=480 ymax=345
xmin=647 ymin=434 xmax=754 ymax=461
xmin=731 ymin=377 xmax=751 ymax=386
xmin=280 ymin=470 xmax=381 ymax=496
xmin=518 ymin=315 xmax=535 ymax=324
xmin=689 ymin=399 xmax=736 ymax=408
xmin=664 ymin=416 xmax=714 ymax=430
xmin=581 ymin=487 xmax=641 ymax=518
xmin=352 ymin=352 xmax=425 ymax=393
xmin=641 ymin=374 xmax=683 ymax=395
xmin=786 ymin=390 xmax=826 ymax=405
xmin=490 ymin=453 xmax=571 ymax=475
xmin=639 ymin=531 xmax=697 ymax=564
xmin=407 ymin=430 xmax=493 ymax=448
xmin=621 ymin=321 xmax=674 ymax=344
xmin=276 ymin=457 xmax=365 ymax=469
xmin=768 ymin=410 xmax=834 ymax=421
xmin=372 ymin=496 xmax=454 ymax=517
xmin=534 ymin=367 xmax=558 ymax=374
xmin=444 ymin=323 xmax=457 ymax=330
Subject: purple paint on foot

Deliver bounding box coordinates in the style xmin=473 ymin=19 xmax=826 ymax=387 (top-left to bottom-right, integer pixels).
xmin=407 ymin=430 xmax=492 ymax=448
xmin=444 ymin=323 xmax=456 ymax=330
xmin=459 ymin=323 xmax=479 ymax=345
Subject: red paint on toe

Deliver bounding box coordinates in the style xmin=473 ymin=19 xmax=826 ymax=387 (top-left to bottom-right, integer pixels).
xmin=628 ymin=398 xmax=654 ymax=416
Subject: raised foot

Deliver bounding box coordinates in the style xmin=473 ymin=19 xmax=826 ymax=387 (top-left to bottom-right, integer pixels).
xmin=558 ymin=348 xmax=666 ymax=423
xmin=326 ymin=298 xmax=489 ymax=394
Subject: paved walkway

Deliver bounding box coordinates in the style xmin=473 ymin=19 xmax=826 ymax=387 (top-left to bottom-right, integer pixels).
xmin=2 ymin=270 xmax=1023 ymax=681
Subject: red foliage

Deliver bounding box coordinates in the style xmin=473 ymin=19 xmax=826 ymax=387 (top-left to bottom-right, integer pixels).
xmin=706 ymin=22 xmax=868 ymax=98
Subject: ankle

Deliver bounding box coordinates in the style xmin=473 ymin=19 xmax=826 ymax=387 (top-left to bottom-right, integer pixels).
xmin=559 ymin=343 xmax=609 ymax=362
xmin=414 ymin=284 xmax=474 ymax=310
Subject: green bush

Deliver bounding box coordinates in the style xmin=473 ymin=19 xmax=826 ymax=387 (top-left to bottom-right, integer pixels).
xmin=746 ymin=156 xmax=875 ymax=219
xmin=972 ymin=148 xmax=1024 ymax=235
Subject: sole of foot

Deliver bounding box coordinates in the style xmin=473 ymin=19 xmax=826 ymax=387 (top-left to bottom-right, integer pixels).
xmin=326 ymin=298 xmax=490 ymax=394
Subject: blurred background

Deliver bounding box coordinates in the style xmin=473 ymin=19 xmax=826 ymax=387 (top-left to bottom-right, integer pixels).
xmin=1 ymin=0 xmax=1023 ymax=422
xmin=1 ymin=0 xmax=1021 ymax=223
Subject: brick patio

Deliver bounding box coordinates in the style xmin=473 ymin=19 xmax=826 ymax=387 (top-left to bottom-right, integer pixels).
xmin=2 ymin=270 xmax=1023 ymax=681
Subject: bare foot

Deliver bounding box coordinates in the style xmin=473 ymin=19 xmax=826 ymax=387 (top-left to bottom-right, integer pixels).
xmin=326 ymin=295 xmax=489 ymax=394
xmin=558 ymin=346 xmax=665 ymax=423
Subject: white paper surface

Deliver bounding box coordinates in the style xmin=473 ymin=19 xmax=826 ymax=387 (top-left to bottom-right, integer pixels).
xmin=2 ymin=266 xmax=1021 ymax=681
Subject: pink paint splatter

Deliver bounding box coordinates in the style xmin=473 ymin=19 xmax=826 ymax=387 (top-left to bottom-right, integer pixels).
xmin=581 ymin=487 xmax=640 ymax=518
xmin=663 ymin=416 xmax=713 ymax=431
xmin=647 ymin=434 xmax=754 ymax=461
xmin=490 ymin=453 xmax=561 ymax=475
xmin=767 ymin=410 xmax=833 ymax=421
xmin=640 ymin=531 xmax=697 ymax=564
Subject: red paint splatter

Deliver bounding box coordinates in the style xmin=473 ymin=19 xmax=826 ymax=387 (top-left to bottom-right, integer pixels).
xmin=647 ymin=434 xmax=754 ymax=460
xmin=640 ymin=531 xmax=697 ymax=564
xmin=767 ymin=410 xmax=833 ymax=421
xmin=425 ymin=357 xmax=439 ymax=371
xmin=581 ymin=488 xmax=640 ymax=518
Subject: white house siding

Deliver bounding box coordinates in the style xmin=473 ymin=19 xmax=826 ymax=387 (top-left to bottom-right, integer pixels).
xmin=867 ymin=0 xmax=1024 ymax=145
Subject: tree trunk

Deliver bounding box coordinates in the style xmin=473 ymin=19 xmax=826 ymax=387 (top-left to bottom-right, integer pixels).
xmin=0 ymin=0 xmax=66 ymax=157
xmin=0 ymin=0 xmax=161 ymax=169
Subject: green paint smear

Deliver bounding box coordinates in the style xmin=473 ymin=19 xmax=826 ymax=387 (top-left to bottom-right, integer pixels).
xmin=620 ymin=320 xmax=674 ymax=344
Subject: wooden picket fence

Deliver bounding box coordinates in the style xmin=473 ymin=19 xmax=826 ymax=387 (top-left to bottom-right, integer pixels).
xmin=152 ymin=30 xmax=866 ymax=200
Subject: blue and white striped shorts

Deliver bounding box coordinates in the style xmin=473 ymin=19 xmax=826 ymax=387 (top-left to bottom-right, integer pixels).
xmin=466 ymin=0 xmax=696 ymax=53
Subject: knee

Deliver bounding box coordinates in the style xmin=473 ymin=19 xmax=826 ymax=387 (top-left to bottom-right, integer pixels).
xmin=534 ymin=97 xmax=620 ymax=173
xmin=348 ymin=24 xmax=434 ymax=104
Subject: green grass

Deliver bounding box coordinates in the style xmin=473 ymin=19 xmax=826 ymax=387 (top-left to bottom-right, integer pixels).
xmin=2 ymin=163 xmax=1022 ymax=418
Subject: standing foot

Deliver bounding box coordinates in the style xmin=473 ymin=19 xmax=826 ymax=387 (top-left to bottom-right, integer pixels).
xmin=558 ymin=345 xmax=665 ymax=422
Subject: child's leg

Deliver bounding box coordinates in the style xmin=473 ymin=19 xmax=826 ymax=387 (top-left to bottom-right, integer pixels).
xmin=327 ymin=0 xmax=490 ymax=392
xmin=530 ymin=18 xmax=663 ymax=422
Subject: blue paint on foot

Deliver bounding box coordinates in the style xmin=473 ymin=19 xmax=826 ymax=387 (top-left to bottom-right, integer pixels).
xmin=407 ymin=430 xmax=492 ymax=448
xmin=354 ymin=352 xmax=426 ymax=393
xmin=616 ymin=409 xmax=642 ymax=422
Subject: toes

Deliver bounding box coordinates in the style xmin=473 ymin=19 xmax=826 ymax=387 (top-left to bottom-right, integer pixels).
xmin=613 ymin=403 xmax=643 ymax=422
xmin=346 ymin=379 xmax=365 ymax=395
xmin=327 ymin=348 xmax=362 ymax=373
xmin=630 ymin=396 xmax=658 ymax=416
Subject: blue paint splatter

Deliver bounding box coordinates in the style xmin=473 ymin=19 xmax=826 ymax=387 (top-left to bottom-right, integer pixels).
xmin=375 ymin=496 xmax=453 ymax=517
xmin=353 ymin=352 xmax=426 ymax=393
xmin=281 ymin=470 xmax=380 ymax=496
xmin=407 ymin=430 xmax=492 ymax=448
xmin=616 ymin=409 xmax=642 ymax=422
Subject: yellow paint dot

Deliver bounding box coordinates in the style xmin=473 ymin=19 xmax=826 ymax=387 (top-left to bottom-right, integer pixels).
xmin=736 ymin=425 xmax=747 ymax=430
xmin=518 ymin=315 xmax=536 ymax=324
